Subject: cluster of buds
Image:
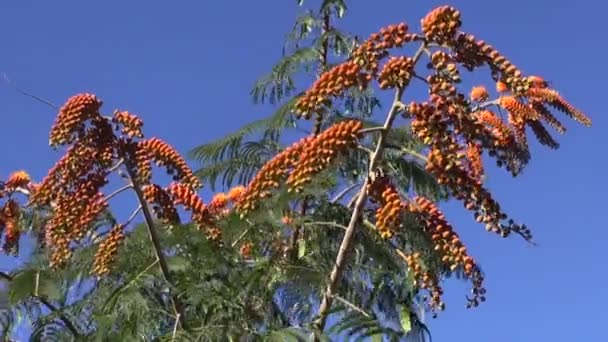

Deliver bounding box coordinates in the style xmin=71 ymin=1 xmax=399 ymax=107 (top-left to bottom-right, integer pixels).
xmin=402 ymin=252 xmax=444 ymax=311
xmin=473 ymin=110 xmax=515 ymax=148
xmin=139 ymin=137 xmax=201 ymax=190
xmin=239 ymin=120 xmax=363 ymax=215
xmin=366 ymin=176 xmax=405 ymax=239
xmin=236 ymin=136 xmax=312 ymax=215
xmin=92 ymin=224 xmax=125 ymax=276
xmin=287 ymin=120 xmax=363 ymax=192
xmin=112 ymin=110 xmax=144 ymax=138
xmin=465 ymin=142 xmax=484 ymax=181
xmin=406 ymin=197 xmax=487 ymax=311
xmin=49 ymin=93 xmax=103 ymax=147
xmin=239 ymin=241 xmax=254 ymax=259
xmin=469 ymin=86 xmax=489 ymax=102
xmin=421 ymin=5 xmax=462 ymax=44
xmin=29 ymin=92 xmax=212 ymax=271
xmin=378 ymin=56 xmax=414 ymax=89
xmin=295 ymin=23 xmax=416 ymax=119
xmin=0 ymin=199 xmax=21 ymax=255
xmin=166 ymin=183 xmax=245 ymax=240
xmin=410 ymin=197 xmax=479 ymax=276
xmin=143 ymin=184 xmax=181 ymax=224
xmin=428 ymin=51 xmax=461 ymax=84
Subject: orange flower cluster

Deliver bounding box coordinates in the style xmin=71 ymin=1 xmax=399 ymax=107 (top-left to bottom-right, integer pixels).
xmin=378 ymin=56 xmax=414 ymax=89
xmin=142 ymin=184 xmax=180 ymax=224
xmin=239 ymin=120 xmax=363 ymax=214
xmin=239 ymin=241 xmax=254 ymax=259
xmin=429 ymin=51 xmax=461 ymax=83
xmin=4 ymin=171 xmax=32 ymax=190
xmin=44 ymin=178 xmax=109 ymax=267
xmin=49 ymin=93 xmax=103 ymax=147
xmin=524 ymin=84 xmax=591 ymax=127
xmin=499 ymin=96 xmax=540 ymax=121
xmin=167 ymin=182 xmax=210 ymax=226
xmin=112 ymin=110 xmax=144 ymax=138
xmin=236 ymin=136 xmax=312 ymax=214
xmin=421 ymin=5 xmax=462 ymax=44
xmin=411 ymin=197 xmax=478 ymax=275
xmin=92 ymin=224 xmax=125 ymax=276
xmin=227 ymin=185 xmax=246 ymax=204
xmin=0 ymin=199 xmax=21 ymax=255
xmin=408 ymin=197 xmax=487 ymax=310
xmin=166 ymin=183 xmax=245 ymax=240
xmin=287 ymin=120 xmax=363 ymax=192
xmin=425 ymin=146 xmax=514 ymax=237
xmin=367 ymin=176 xmax=405 ymax=239
xmin=466 ymin=143 xmax=484 ymax=181
xmin=448 ymin=31 xmax=525 ymax=92
xmin=139 ymin=137 xmax=201 ymax=190
xmin=402 ymin=252 xmax=444 ymax=311
xmin=469 ymin=86 xmax=489 ymax=102
xmin=295 ymin=23 xmax=415 ymax=118
xmin=473 ymin=110 xmax=514 ymax=147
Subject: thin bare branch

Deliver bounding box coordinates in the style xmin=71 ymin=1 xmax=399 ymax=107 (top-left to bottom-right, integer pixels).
xmin=333 ymin=295 xmax=372 ymax=318
xmin=330 ymin=183 xmax=361 ymax=203
xmin=231 ymin=228 xmax=251 ymax=248
xmin=2 ymin=73 xmax=58 ymax=110
xmin=104 ymin=184 xmax=133 ymax=202
xmin=124 ymin=205 xmax=143 ymax=227
xmin=358 ymin=126 xmax=386 ymax=135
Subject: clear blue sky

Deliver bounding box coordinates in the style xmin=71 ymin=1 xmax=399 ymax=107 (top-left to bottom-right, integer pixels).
xmin=1 ymin=1 xmax=606 ymax=341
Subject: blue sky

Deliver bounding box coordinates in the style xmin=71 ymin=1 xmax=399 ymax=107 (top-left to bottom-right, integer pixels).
xmin=1 ymin=0 xmax=606 ymax=341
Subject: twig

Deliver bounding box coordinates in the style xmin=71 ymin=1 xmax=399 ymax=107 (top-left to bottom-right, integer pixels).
xmin=231 ymin=228 xmax=251 ymax=248
xmin=358 ymin=126 xmax=386 ymax=135
xmin=0 ymin=271 xmax=81 ymax=338
xmin=330 ymin=183 xmax=360 ymax=204
xmin=121 ymin=158 xmax=190 ymax=332
xmin=357 ymin=145 xmax=375 ymax=155
xmin=2 ymin=73 xmax=58 ymax=110
xmin=103 ymin=184 xmax=133 ymax=202
xmin=108 ymin=159 xmax=124 ymax=173
xmin=333 ymin=295 xmax=372 ymax=318
xmin=400 ymin=147 xmax=428 ymax=163
xmin=172 ymin=313 xmax=180 ymax=341
xmin=302 ymin=222 xmax=348 ymax=230
xmin=313 ymin=41 xmax=428 ymax=333
xmin=124 ymin=205 xmax=143 ymax=227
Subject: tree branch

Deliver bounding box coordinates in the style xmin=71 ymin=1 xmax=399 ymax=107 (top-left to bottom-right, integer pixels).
xmin=333 ymin=295 xmax=372 ymax=318
xmin=103 ymin=184 xmax=133 ymax=202
xmin=312 ymin=41 xmax=428 ymax=333
xmin=330 ymin=183 xmax=361 ymax=204
xmin=121 ymin=159 xmax=190 ymax=332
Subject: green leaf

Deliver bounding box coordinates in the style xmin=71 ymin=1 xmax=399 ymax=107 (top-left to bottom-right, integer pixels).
xmin=399 ymin=305 xmax=412 ymax=334
xmin=166 ymin=255 xmax=190 ymax=272
xmin=371 ymin=334 xmax=383 ymax=342
xmin=297 ymin=239 xmax=307 ymax=259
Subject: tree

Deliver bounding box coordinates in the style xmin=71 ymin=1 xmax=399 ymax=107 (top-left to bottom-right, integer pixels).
xmin=0 ymin=4 xmax=591 ymax=341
